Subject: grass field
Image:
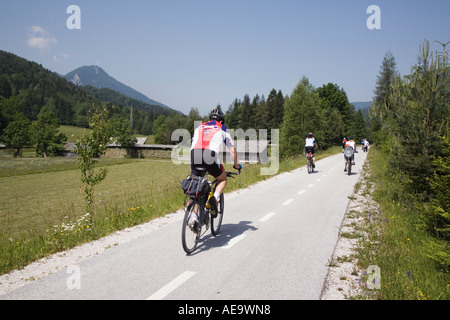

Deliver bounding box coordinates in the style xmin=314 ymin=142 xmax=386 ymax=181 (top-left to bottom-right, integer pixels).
xmin=0 ymin=157 xmax=188 ymax=273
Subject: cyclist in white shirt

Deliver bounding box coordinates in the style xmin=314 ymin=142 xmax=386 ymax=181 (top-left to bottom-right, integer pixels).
xmin=363 ymin=139 xmax=369 ymax=152
xmin=304 ymin=132 xmax=318 ymax=168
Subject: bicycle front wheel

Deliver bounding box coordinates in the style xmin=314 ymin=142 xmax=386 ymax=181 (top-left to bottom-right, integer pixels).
xmin=182 ymin=198 xmax=200 ymax=254
xmin=211 ymin=193 xmax=224 ymax=236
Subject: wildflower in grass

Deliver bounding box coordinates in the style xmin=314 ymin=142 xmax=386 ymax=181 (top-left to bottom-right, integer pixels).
xmin=406 ymin=270 xmax=412 ymax=279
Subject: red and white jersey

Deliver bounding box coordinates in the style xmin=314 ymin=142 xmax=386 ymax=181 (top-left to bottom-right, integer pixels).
xmin=345 ymin=140 xmax=356 ymax=150
xmin=191 ymin=121 xmax=234 ymax=154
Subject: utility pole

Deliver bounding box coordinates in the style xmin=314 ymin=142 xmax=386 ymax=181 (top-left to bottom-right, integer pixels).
xmin=130 ymin=106 xmax=133 ymax=129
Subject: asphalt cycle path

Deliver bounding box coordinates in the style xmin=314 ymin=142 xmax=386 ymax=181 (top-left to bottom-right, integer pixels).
xmin=1 ymin=149 xmax=368 ymax=300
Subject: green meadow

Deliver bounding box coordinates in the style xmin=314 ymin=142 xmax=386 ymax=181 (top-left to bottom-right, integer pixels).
xmin=0 ymin=156 xmax=185 ymax=274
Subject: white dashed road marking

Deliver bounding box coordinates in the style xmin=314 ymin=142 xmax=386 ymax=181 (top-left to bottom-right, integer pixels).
xmin=221 ymin=234 xmax=247 ymax=250
xmin=146 ymin=271 xmax=196 ymax=300
xmin=259 ymin=212 xmax=276 ymax=222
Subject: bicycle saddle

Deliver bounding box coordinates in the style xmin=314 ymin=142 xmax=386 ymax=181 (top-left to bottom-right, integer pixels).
xmin=193 ymin=167 xmax=208 ymax=177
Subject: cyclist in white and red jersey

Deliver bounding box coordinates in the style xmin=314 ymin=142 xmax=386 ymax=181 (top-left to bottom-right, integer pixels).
xmin=344 ymin=136 xmax=356 ymax=172
xmin=191 ymin=108 xmax=240 ymax=209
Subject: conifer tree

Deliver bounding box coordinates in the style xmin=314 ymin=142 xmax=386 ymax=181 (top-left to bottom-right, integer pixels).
xmin=225 ymin=98 xmax=242 ymax=130
xmin=240 ymin=94 xmax=252 ymax=130
xmin=370 ymin=50 xmax=397 ymax=144
xmin=384 ymin=40 xmax=449 ymax=194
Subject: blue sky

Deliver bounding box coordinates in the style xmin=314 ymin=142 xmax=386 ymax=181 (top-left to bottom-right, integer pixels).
xmin=1 ymin=0 xmax=449 ymax=115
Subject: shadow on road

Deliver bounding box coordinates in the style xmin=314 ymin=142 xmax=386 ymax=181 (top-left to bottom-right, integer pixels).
xmin=188 ymin=220 xmax=257 ymax=255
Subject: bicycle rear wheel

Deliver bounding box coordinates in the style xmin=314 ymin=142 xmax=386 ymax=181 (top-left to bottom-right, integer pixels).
xmin=182 ymin=198 xmax=200 ymax=254
xmin=211 ymin=193 xmax=224 ymax=236
xmin=307 ymin=158 xmax=312 ymax=174
xmin=347 ymin=158 xmax=352 ymax=175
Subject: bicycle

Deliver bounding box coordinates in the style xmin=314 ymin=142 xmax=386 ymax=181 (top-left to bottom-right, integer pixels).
xmin=305 ymin=147 xmax=315 ymax=174
xmin=181 ymin=168 xmax=240 ymax=254
xmin=306 ymin=150 xmax=314 ymax=174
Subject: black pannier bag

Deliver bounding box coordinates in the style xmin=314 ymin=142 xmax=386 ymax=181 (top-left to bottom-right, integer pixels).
xmin=181 ymin=175 xmax=211 ymax=198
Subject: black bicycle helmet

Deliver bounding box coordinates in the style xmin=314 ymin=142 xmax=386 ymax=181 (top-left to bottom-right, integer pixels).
xmin=209 ymin=108 xmax=225 ymax=123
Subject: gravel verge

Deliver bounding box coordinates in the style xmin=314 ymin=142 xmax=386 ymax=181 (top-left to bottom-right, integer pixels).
xmin=321 ymin=161 xmax=378 ymax=300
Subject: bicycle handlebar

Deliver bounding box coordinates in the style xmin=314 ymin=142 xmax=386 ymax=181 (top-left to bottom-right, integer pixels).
xmin=226 ymin=171 xmax=239 ymax=177
xmin=227 ymin=165 xmax=242 ymax=177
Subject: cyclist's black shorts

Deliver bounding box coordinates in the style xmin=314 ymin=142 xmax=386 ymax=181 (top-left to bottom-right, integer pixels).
xmin=305 ymin=146 xmax=315 ymax=154
xmin=190 ymin=149 xmax=225 ymax=178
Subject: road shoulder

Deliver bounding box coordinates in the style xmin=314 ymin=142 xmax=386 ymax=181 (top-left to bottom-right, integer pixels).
xmin=321 ymin=156 xmax=378 ymax=300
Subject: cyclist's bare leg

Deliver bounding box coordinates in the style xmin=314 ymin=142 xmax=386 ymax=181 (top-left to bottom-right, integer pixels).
xmin=214 ymin=171 xmax=227 ymax=200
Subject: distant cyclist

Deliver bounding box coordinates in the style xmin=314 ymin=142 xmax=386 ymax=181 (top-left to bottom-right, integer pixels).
xmin=190 ymin=108 xmax=241 ymax=210
xmin=344 ymin=136 xmax=356 ymax=172
xmin=305 ymin=132 xmax=318 ymax=168
xmin=342 ymin=137 xmax=347 ymax=152
xmin=363 ymin=139 xmax=369 ymax=152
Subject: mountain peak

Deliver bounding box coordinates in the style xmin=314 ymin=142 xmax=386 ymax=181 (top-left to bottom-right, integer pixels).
xmin=65 ymin=65 xmax=110 ymax=86
xmin=64 ymin=66 xmax=172 ymax=110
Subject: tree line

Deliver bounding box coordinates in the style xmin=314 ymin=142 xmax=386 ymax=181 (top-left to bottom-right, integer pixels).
xmin=0 ymin=49 xmax=369 ymax=158
xmin=153 ymin=82 xmax=368 ymax=156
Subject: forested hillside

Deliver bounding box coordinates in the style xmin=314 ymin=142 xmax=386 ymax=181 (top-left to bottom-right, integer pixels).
xmin=0 ymin=50 xmax=178 ymax=136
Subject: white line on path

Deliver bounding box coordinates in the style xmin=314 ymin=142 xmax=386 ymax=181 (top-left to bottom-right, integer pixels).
xmin=146 ymin=271 xmax=196 ymax=300
xmin=308 ymin=184 xmax=314 ymax=188
xmin=297 ymin=190 xmax=306 ymax=195
xmin=259 ymin=212 xmax=276 ymax=222
xmin=282 ymin=199 xmax=294 ymax=206
xmin=221 ymin=234 xmax=246 ymax=250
